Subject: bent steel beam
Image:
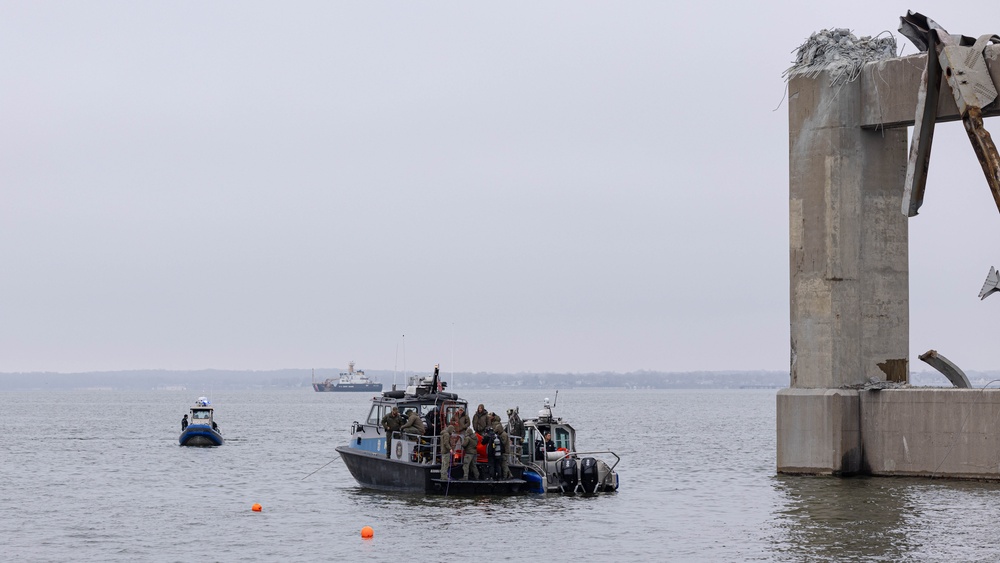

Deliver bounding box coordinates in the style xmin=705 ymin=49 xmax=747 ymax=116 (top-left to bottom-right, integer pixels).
xmin=918 ymin=350 xmax=972 ymax=388
xmin=940 ymin=34 xmax=1000 ymax=213
xmin=901 ymin=36 xmax=941 ymax=215
xmin=899 ymin=13 xmax=943 ymax=216
xmin=896 ymin=12 xmax=1000 ymax=215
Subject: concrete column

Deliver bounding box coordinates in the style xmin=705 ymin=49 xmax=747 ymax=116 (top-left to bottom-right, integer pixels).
xmin=788 ymin=69 xmax=909 ymax=389
xmin=780 ymin=66 xmax=909 ymax=475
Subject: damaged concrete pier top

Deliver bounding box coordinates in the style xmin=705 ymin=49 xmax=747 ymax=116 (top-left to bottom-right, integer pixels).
xmin=779 ymin=16 xmax=1000 ymax=478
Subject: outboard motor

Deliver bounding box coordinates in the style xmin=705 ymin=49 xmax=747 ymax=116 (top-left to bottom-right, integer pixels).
xmin=557 ymin=457 xmax=578 ymax=492
xmin=580 ymin=457 xmax=599 ymax=493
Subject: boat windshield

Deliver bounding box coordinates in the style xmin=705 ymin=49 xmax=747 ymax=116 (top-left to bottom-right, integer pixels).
xmin=192 ymin=409 xmax=211 ymax=420
xmin=365 ymin=400 xmax=466 ymax=430
xmin=521 ymin=424 xmax=574 ymax=460
xmin=553 ymin=427 xmax=572 ymax=450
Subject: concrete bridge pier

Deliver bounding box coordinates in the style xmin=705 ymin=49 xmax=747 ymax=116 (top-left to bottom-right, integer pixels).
xmin=778 ymin=35 xmax=1000 ymax=479
xmin=779 ymin=62 xmax=909 ymax=475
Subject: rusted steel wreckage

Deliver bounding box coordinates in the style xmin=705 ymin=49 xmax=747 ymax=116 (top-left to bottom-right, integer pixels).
xmin=900 ymin=12 xmax=1000 ymax=387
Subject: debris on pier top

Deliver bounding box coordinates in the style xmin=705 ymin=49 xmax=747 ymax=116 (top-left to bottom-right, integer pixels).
xmin=785 ymin=28 xmax=897 ymax=84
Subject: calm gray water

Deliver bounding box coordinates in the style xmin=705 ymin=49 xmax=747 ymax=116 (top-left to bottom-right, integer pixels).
xmin=3 ymin=388 xmax=1000 ymax=562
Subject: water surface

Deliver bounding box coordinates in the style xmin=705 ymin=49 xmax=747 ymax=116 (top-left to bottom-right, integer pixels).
xmin=3 ymin=388 xmax=1000 ymax=561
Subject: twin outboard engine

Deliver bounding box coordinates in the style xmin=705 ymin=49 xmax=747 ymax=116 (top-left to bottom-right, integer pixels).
xmin=580 ymin=457 xmax=599 ymax=493
xmin=556 ymin=457 xmax=601 ymax=493
xmin=557 ymin=457 xmax=578 ymax=491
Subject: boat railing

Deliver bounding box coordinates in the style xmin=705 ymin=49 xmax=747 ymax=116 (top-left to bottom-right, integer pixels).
xmin=509 ymin=435 xmax=526 ymax=467
xmin=523 ymin=460 xmax=547 ymax=485
xmin=396 ymin=432 xmax=440 ymax=464
xmin=586 ymin=450 xmax=622 ymax=473
xmin=393 ymin=432 xmax=538 ymax=468
xmin=540 ymin=449 xmax=621 ymax=473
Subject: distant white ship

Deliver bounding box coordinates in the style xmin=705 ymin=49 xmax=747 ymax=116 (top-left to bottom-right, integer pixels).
xmin=312 ymin=362 xmax=382 ymax=392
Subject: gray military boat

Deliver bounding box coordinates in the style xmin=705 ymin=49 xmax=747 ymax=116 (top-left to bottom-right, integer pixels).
xmin=335 ymin=365 xmax=529 ymax=495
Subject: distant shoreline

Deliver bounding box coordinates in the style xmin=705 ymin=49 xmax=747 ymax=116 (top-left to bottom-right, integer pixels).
xmin=0 ymin=368 xmax=979 ymax=391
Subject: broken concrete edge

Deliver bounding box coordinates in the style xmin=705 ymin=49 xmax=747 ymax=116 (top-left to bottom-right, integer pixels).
xmin=784 ymin=28 xmax=897 ymax=85
xmin=859 ymin=44 xmax=1000 ymax=128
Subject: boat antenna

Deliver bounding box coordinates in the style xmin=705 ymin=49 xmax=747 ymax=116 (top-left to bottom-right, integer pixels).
xmin=402 ymin=333 xmax=406 ymax=381
xmin=450 ymin=321 xmax=455 ymax=389
xmin=393 ymin=337 xmax=399 ymax=388
xmin=553 ymin=390 xmax=558 ymax=408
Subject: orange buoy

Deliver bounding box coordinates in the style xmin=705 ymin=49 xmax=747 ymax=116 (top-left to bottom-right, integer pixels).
xmin=251 ymin=503 xmax=262 ymax=512
xmin=361 ymin=526 xmax=374 ymax=539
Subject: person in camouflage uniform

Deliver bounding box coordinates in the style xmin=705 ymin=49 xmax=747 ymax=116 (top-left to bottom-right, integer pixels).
xmin=453 ymin=407 xmax=471 ymax=433
xmin=439 ymin=423 xmax=456 ymax=479
xmin=400 ymin=408 xmax=425 ymax=437
xmin=460 ymin=427 xmax=480 ymax=480
xmin=380 ymin=406 xmax=403 ymax=459
xmin=472 ymin=404 xmax=489 ymax=434
xmin=492 ymin=419 xmax=513 ymax=480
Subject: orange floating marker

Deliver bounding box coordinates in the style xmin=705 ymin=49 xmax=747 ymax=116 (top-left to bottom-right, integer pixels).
xmin=251 ymin=503 xmax=262 ymax=512
xmin=361 ymin=526 xmax=374 ymax=539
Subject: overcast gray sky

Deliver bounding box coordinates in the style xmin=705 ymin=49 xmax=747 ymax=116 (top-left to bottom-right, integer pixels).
xmin=3 ymin=2 xmax=1000 ymax=375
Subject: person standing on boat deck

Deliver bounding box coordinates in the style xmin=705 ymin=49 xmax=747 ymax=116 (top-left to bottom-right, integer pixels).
xmin=545 ymin=433 xmax=556 ymax=451
xmin=381 ymin=406 xmax=404 ymax=458
xmin=454 ymin=407 xmax=471 ymax=433
xmin=424 ymin=407 xmax=441 ymax=436
xmin=492 ymin=420 xmax=513 ymax=480
xmin=181 ymin=414 xmax=188 ymax=430
xmin=488 ymin=412 xmax=504 ymax=433
xmin=400 ymin=409 xmax=425 ymax=437
xmin=460 ymin=427 xmax=480 ymax=480
xmin=439 ymin=423 xmax=456 ymax=479
xmin=472 ymin=404 xmax=489 ymax=434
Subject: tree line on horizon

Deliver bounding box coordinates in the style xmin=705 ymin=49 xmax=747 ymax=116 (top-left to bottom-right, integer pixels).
xmin=0 ymin=367 xmax=974 ymax=391
xmin=0 ymin=368 xmax=792 ymax=391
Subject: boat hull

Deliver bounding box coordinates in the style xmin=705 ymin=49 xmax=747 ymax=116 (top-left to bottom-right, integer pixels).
xmin=179 ymin=425 xmax=224 ymax=447
xmin=336 ymin=446 xmax=525 ymax=495
xmin=313 ymin=383 xmax=383 ymax=392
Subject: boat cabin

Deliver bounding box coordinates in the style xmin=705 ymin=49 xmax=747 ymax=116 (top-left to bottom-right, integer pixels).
xmin=188 ymin=397 xmax=217 ymax=428
xmin=190 ymin=406 xmax=214 ymax=425
xmin=518 ymin=399 xmax=576 ymax=463
xmin=349 ymin=373 xmax=468 ymax=461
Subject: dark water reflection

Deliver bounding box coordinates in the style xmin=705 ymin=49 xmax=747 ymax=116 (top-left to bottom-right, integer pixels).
xmin=769 ymin=475 xmax=1000 ymax=562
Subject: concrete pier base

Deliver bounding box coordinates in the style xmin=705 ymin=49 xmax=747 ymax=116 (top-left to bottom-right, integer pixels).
xmin=862 ymin=388 xmax=1000 ymax=479
xmin=778 ymin=387 xmax=1000 ymax=479
xmin=777 ymin=388 xmax=861 ymax=475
